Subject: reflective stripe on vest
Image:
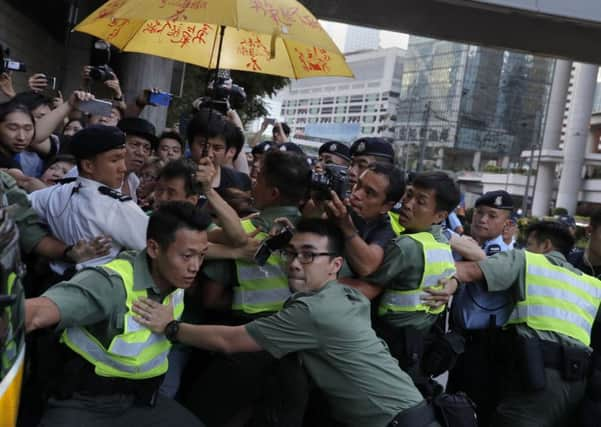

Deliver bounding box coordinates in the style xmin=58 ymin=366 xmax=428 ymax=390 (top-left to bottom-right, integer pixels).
xmin=61 ymin=258 xmax=184 ymax=379
xmin=379 ymin=232 xmax=456 ymax=316
xmin=387 ymin=211 xmax=405 ymax=236
xmin=506 ymin=252 xmax=601 ymax=346
xmin=1 ymin=273 xmax=17 ymax=373
xmin=233 ymin=219 xmax=291 ymax=315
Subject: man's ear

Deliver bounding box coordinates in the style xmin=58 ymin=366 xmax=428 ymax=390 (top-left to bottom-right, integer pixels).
xmin=225 ymin=147 xmax=237 ymax=162
xmin=79 ymin=158 xmax=94 ymax=175
xmin=331 ymin=256 xmax=344 ymax=275
xmin=542 ymin=238 xmax=555 ymax=253
xmin=379 ymin=200 xmax=396 ymax=215
xmin=146 ymin=238 xmax=160 ymax=259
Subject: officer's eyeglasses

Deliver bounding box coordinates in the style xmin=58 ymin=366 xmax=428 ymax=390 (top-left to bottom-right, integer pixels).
xmin=281 ymin=249 xmax=336 ymax=264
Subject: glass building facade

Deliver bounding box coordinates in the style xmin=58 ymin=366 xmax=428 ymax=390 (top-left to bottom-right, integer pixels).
xmin=397 ymin=36 xmax=555 ymax=167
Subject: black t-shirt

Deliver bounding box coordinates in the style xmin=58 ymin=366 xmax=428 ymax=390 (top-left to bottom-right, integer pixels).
xmin=216 ymin=166 xmax=251 ymax=194
xmin=0 ymin=152 xmax=20 ymax=169
xmin=351 ymin=211 xmax=395 ymax=249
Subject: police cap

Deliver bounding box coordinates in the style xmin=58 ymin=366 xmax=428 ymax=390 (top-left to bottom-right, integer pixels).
xmin=350 ymin=137 xmax=394 ymax=161
xmin=117 ymin=117 xmax=158 ymax=148
xmin=70 ymin=125 xmax=126 ymax=160
xmin=252 ymin=141 xmax=274 ymax=156
xmin=278 ymin=142 xmax=305 ymax=155
xmin=475 ymin=190 xmax=514 ymax=210
xmin=318 ymin=141 xmax=351 ymax=162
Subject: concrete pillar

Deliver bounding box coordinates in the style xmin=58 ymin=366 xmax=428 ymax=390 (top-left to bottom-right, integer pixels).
xmin=556 ymin=62 xmax=598 ymax=215
xmin=501 ymin=155 xmax=510 ymax=170
xmin=435 ymin=147 xmax=444 ymax=169
xmin=532 ymin=59 xmax=572 ymax=217
xmin=472 ymin=150 xmax=481 ymax=171
xmin=120 ymin=53 xmax=174 ymax=131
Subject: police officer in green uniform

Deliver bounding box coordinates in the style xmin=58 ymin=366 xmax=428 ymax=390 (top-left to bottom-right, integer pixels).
xmin=183 ymin=149 xmax=311 ymax=426
xmin=363 ymin=172 xmax=460 ymax=390
xmin=24 ymin=202 xmax=210 ymax=427
xmin=133 ymin=219 xmax=440 ymax=427
xmin=448 ymin=220 xmax=600 ymax=427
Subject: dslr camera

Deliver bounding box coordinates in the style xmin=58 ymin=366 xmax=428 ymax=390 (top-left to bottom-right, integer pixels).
xmin=89 ymin=64 xmax=115 ymax=82
xmin=254 ymin=226 xmax=294 ymax=266
xmin=0 ymin=44 xmax=26 ymax=73
xmin=195 ymin=70 xmax=247 ymax=115
xmin=310 ymin=164 xmax=351 ymax=201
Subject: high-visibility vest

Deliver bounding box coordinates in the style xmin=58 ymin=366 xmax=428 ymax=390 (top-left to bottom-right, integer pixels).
xmin=61 ymin=258 xmax=184 ymax=379
xmin=379 ymin=232 xmax=456 ymax=316
xmin=506 ymin=252 xmax=601 ymax=346
xmin=1 ymin=273 xmax=17 ymax=374
xmin=387 ymin=211 xmax=405 ymax=236
xmin=233 ymin=219 xmax=291 ymax=315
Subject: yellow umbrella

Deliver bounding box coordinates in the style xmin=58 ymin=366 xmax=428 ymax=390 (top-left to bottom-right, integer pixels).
xmin=73 ymin=0 xmax=353 ymax=79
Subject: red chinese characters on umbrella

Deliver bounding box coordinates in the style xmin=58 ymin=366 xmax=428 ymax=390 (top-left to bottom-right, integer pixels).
xmin=237 ymin=36 xmax=271 ymax=71
xmin=159 ymin=0 xmax=209 ymax=21
xmin=96 ymin=0 xmax=127 ymax=19
xmin=106 ymin=18 xmax=131 ymax=41
xmin=143 ymin=20 xmax=213 ymax=47
xmin=295 ymin=47 xmax=331 ymax=72
xmin=248 ymin=0 xmax=319 ymax=29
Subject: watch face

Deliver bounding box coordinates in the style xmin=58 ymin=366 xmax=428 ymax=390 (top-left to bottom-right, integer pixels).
xmin=165 ymin=321 xmax=179 ymax=342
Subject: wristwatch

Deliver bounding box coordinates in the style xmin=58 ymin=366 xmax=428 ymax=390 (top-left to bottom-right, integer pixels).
xmin=164 ymin=320 xmax=180 ymax=343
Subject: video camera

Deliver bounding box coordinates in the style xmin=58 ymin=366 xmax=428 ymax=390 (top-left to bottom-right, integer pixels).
xmin=89 ymin=64 xmax=115 ymax=82
xmin=195 ymin=70 xmax=246 ymax=115
xmin=0 ymin=44 xmax=26 ymax=73
xmin=310 ymin=164 xmax=351 ymax=201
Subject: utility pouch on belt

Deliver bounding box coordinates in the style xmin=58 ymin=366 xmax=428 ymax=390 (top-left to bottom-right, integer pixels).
xmin=432 ymin=392 xmax=478 ymax=427
xmin=517 ymin=334 xmax=546 ymax=391
xmin=402 ymin=327 xmax=425 ymax=373
xmin=562 ymin=346 xmax=589 ymax=382
xmin=422 ymin=330 xmax=466 ymax=377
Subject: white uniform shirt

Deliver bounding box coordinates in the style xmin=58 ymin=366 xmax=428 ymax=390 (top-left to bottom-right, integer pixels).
xmin=65 ymin=167 xmax=140 ymax=203
xmin=29 ymin=176 xmax=148 ymax=273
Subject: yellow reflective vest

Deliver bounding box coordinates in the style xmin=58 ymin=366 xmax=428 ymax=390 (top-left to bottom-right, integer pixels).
xmin=506 ymin=252 xmax=601 ymax=346
xmin=379 ymin=232 xmax=456 ymax=316
xmin=61 ymin=258 xmax=184 ymax=380
xmin=233 ymin=219 xmax=291 ymax=315
xmin=387 ymin=211 xmax=405 ymax=236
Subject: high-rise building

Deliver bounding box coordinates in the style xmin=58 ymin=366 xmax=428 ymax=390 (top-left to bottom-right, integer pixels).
xmin=397 ymin=36 xmax=555 ymax=170
xmin=344 ymin=25 xmax=380 ymax=53
xmin=277 ymin=48 xmax=405 ymax=153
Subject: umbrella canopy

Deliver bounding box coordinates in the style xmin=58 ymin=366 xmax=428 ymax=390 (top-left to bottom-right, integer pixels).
xmin=74 ymin=0 xmax=353 ymax=79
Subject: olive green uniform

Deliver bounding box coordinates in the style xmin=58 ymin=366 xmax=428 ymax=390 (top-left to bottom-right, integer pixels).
xmin=246 ymin=281 xmax=429 ymax=427
xmin=1 ymin=171 xmax=48 ymax=254
xmin=478 ymin=250 xmax=590 ymax=427
xmin=366 ymin=225 xmax=447 ymax=331
xmin=38 ymin=251 xmax=203 ymax=427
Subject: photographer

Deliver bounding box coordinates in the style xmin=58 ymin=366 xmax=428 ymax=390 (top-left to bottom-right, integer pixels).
xmin=324 ymin=163 xmax=404 ymax=278
xmin=187 ymin=108 xmax=251 ymax=195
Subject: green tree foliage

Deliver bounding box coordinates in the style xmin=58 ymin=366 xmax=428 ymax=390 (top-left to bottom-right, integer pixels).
xmin=167 ymin=65 xmax=289 ymax=128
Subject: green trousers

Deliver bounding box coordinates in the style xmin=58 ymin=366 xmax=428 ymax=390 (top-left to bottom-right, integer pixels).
xmin=491 ymin=368 xmax=586 ymax=427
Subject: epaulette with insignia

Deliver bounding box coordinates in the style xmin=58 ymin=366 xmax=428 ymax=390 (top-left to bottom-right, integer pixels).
xmin=486 ymin=244 xmax=501 ymax=256
xmin=98 ymin=186 xmax=133 ymax=202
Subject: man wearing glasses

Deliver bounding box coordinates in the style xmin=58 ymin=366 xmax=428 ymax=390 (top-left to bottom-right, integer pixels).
xmin=133 ymin=218 xmax=439 ymax=427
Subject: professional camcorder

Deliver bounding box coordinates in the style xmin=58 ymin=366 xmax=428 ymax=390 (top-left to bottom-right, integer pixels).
xmin=89 ymin=64 xmax=115 ymax=82
xmin=194 ymin=70 xmax=247 ymax=115
xmin=254 ymin=226 xmax=294 ymax=266
xmin=0 ymin=44 xmax=26 ymax=73
xmin=310 ymin=164 xmax=351 ymax=201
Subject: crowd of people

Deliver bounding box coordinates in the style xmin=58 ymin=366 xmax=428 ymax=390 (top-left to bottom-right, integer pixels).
xmin=2 ymin=65 xmax=601 ymax=427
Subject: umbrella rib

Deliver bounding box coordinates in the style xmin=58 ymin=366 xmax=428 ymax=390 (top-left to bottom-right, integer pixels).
xmin=281 ymin=38 xmax=299 ymax=80
xmin=117 ymin=19 xmax=148 ymax=52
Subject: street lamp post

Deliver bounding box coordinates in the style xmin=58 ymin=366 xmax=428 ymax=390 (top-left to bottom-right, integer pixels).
xmin=417 ymin=101 xmax=432 ymax=172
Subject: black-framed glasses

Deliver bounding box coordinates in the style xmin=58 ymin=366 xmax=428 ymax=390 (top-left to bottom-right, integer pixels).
xmin=281 ymin=249 xmax=336 ymax=264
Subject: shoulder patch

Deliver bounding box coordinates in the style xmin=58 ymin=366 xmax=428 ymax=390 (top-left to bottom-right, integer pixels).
xmin=98 ymin=186 xmax=133 ymax=202
xmin=486 ymin=244 xmax=502 ymax=256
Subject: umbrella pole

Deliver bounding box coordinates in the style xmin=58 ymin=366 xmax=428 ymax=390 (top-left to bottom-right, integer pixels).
xmin=213 ymin=25 xmax=226 ymax=76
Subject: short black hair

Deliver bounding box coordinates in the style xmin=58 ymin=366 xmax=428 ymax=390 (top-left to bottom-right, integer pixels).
xmin=12 ymin=91 xmax=53 ymax=112
xmin=262 ymin=150 xmax=311 ymax=205
xmin=526 ymin=220 xmax=575 ymax=257
xmin=412 ymin=171 xmax=460 ymax=213
xmin=45 ymin=154 xmax=76 ymax=170
xmin=273 ymin=122 xmax=291 ymax=137
xmin=186 ymin=108 xmax=227 ymax=146
xmin=590 ymin=208 xmax=601 ymax=230
xmin=295 ymin=218 xmax=344 ymax=257
xmin=369 ymin=163 xmax=405 ymax=203
xmin=147 ymin=201 xmax=211 ymax=248
xmin=158 ymin=159 xmax=202 ymax=197
xmin=223 ymin=120 xmax=245 ymax=160
xmin=159 ymin=131 xmax=185 ymax=151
